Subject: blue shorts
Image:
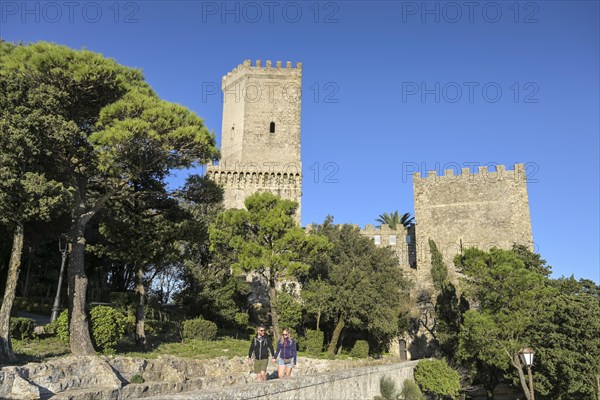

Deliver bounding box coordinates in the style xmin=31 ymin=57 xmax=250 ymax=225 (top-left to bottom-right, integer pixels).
xmin=278 ymin=358 xmax=294 ymax=368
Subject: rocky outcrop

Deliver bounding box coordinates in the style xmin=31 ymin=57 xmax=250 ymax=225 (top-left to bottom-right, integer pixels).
xmin=0 ymin=355 xmax=408 ymax=399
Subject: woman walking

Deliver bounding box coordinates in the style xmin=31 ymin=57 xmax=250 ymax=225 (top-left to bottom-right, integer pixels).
xmin=272 ymin=328 xmax=297 ymax=378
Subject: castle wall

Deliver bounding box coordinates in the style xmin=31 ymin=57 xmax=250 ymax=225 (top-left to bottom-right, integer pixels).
xmin=413 ymin=164 xmax=533 ymax=284
xmin=361 ymin=223 xmax=424 ymax=284
xmin=220 ymin=74 xmax=247 ymax=163
xmin=206 ymin=166 xmax=302 ymax=219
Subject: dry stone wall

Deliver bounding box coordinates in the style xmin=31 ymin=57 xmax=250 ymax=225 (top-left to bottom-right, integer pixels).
xmin=0 ymin=355 xmax=417 ymax=400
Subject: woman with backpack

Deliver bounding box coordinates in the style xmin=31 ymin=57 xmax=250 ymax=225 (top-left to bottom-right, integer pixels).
xmin=272 ymin=328 xmax=297 ymax=378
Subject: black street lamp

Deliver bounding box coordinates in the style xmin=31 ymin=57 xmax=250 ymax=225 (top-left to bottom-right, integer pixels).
xmin=50 ymin=235 xmax=68 ymax=322
xmin=520 ymin=347 xmax=535 ymax=400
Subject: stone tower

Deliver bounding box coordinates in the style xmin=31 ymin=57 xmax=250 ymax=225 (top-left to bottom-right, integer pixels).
xmin=413 ymin=164 xmax=534 ymax=284
xmin=206 ymin=59 xmax=303 ymax=220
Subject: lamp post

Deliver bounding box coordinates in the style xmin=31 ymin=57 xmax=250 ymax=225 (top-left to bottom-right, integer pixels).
xmin=520 ymin=347 xmax=535 ymax=400
xmin=50 ymin=235 xmax=68 ymax=322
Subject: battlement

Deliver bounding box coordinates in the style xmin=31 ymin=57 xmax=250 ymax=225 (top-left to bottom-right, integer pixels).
xmin=303 ymin=223 xmax=404 ymax=233
xmin=361 ymin=224 xmax=405 ymax=233
xmin=222 ymin=59 xmax=302 ymax=90
xmin=413 ymin=163 xmax=526 ymax=181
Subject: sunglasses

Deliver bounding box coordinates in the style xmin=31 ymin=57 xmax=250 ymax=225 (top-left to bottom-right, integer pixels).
xmin=258 ymin=330 xmax=265 ymax=332
xmin=283 ymin=334 xmax=288 ymax=336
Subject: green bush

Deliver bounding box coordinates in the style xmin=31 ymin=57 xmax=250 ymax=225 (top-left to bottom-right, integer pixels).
xmin=123 ymin=314 xmax=136 ymax=336
xmin=145 ymin=319 xmax=180 ymax=339
xmin=90 ymin=305 xmax=126 ymax=352
xmin=296 ymin=336 xmax=307 ymax=352
xmin=144 ymin=319 xmax=159 ymax=336
xmin=182 ymin=318 xmax=217 ymax=341
xmin=10 ymin=317 xmax=35 ymax=340
xmin=234 ymin=312 xmax=249 ymax=329
xmin=350 ymin=339 xmax=369 ymax=358
xmin=304 ymin=329 xmax=324 ymax=355
xmin=414 ymin=359 xmax=461 ymax=399
xmin=50 ymin=309 xmax=70 ymax=343
xmin=49 ymin=307 xmax=126 ymax=352
xmin=130 ymin=374 xmax=145 ymax=384
xmin=377 ymin=376 xmax=398 ymax=400
xmin=401 ymin=379 xmax=425 ymax=400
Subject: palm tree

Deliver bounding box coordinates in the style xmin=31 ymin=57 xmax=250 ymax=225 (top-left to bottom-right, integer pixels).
xmin=376 ymin=210 xmax=414 ymax=230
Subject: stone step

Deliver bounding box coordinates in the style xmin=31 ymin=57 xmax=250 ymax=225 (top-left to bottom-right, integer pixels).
xmin=42 ymin=387 xmax=120 ymax=400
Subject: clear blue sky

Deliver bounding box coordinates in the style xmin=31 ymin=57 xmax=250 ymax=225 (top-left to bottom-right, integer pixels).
xmin=2 ymin=1 xmax=598 ymax=283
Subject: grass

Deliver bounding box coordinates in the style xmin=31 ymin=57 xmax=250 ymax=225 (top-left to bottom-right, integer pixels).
xmin=121 ymin=337 xmax=250 ymax=359
xmin=12 ymin=336 xmax=70 ymax=363
xmin=9 ymin=334 xmax=378 ymax=364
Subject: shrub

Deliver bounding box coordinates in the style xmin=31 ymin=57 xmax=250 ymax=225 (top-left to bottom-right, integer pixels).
xmin=234 ymin=312 xmax=249 ymax=329
xmin=304 ymin=329 xmax=324 ymax=355
xmin=144 ymin=319 xmax=159 ymax=336
xmin=350 ymin=339 xmax=369 ymax=358
xmin=130 ymin=374 xmax=145 ymax=384
xmin=182 ymin=318 xmax=217 ymax=341
xmin=49 ymin=307 xmax=126 ymax=352
xmin=123 ymin=314 xmax=136 ymax=336
xmin=296 ymin=336 xmax=307 ymax=352
xmin=90 ymin=305 xmax=126 ymax=352
xmin=414 ymin=359 xmax=461 ymax=399
xmin=377 ymin=376 xmax=398 ymax=400
xmin=145 ymin=319 xmax=181 ymax=339
xmin=10 ymin=317 xmax=35 ymax=340
xmin=401 ymin=379 xmax=425 ymax=400
xmin=51 ymin=309 xmax=70 ymax=343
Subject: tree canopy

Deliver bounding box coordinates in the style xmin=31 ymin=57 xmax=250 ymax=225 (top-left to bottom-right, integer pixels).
xmin=0 ymin=41 xmax=219 ymax=355
xmin=209 ymin=192 xmax=330 ymax=339
xmin=309 ymin=216 xmax=412 ymax=354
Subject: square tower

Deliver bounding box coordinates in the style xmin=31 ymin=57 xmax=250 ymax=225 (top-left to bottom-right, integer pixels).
xmin=206 ymin=60 xmax=303 ymax=221
xmin=412 ymin=164 xmax=534 ymax=286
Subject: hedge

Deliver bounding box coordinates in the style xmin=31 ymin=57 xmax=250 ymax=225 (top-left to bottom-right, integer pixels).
xmin=182 ymin=318 xmax=217 ymax=340
xmin=10 ymin=317 xmax=35 ymax=340
xmin=350 ymin=339 xmax=369 ymax=358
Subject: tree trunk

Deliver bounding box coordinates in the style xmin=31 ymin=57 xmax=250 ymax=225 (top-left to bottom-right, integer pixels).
xmin=316 ymin=310 xmax=321 ymax=332
xmin=0 ymin=223 xmax=25 ymax=363
xmin=68 ymin=218 xmax=96 ymax=356
xmin=134 ymin=263 xmax=146 ymax=347
xmin=268 ymin=285 xmax=281 ymax=341
xmin=327 ymin=316 xmax=345 ymax=355
xmin=512 ymin=353 xmax=532 ymax=400
xmin=22 ymin=246 xmax=32 ymax=298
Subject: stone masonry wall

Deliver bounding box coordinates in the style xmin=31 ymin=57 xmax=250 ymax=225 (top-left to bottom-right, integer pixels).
xmin=0 ymin=355 xmax=417 ymax=400
xmin=413 ymin=163 xmax=533 ymax=286
xmin=359 ymin=224 xmax=419 ymax=280
xmin=149 ymin=360 xmax=420 ymax=400
xmin=208 ymin=59 xmax=303 ymax=221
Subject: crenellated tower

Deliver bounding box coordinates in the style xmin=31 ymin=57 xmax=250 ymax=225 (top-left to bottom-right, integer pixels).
xmin=206 ymin=59 xmax=303 ymax=220
xmin=413 ymin=163 xmax=534 ymax=285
